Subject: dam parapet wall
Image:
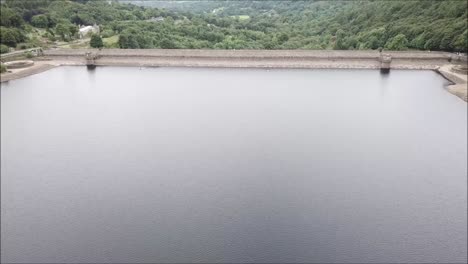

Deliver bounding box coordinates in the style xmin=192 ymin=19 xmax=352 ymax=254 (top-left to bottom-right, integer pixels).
xmin=40 ymin=49 xmax=459 ymax=71
xmin=43 ymin=49 xmax=454 ymax=60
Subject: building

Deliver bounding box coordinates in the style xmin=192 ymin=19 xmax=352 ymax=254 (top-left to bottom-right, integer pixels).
xmin=79 ymin=24 xmax=100 ymax=39
xmin=148 ymin=17 xmax=165 ymax=22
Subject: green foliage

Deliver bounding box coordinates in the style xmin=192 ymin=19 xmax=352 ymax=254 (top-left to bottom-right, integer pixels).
xmin=90 ymin=34 xmax=104 ymax=48
xmin=333 ymin=29 xmax=346 ymax=50
xmin=0 ymin=44 xmax=10 ymax=54
xmin=17 ymin=43 xmax=33 ymax=49
xmin=55 ymin=22 xmax=74 ymax=41
xmin=114 ymin=0 xmax=467 ymax=51
xmin=43 ymin=31 xmax=56 ymax=41
xmin=278 ymin=33 xmax=289 ymax=43
xmin=0 ymin=63 xmax=6 ymax=73
xmin=31 ymin=15 xmax=49 ymax=28
xmin=101 ymin=29 xmax=115 ymax=38
xmin=0 ymin=6 xmax=24 ymax=27
xmin=453 ymin=30 xmax=467 ymax=52
xmin=385 ymin=34 xmax=409 ymax=50
xmin=103 ymin=35 xmax=119 ymax=48
xmin=160 ymin=38 xmax=176 ymax=49
xmin=0 ymin=27 xmax=27 ymax=47
xmin=69 ymin=25 xmax=78 ymax=38
xmin=0 ymin=0 xmax=466 ymax=52
xmin=55 ymin=23 xmax=68 ymax=40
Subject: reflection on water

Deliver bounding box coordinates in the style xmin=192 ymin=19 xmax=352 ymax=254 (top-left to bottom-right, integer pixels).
xmin=379 ymin=70 xmax=390 ymax=99
xmin=1 ymin=67 xmax=467 ymax=263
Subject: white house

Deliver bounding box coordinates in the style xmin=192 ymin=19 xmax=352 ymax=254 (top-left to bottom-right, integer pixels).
xmin=79 ymin=24 xmax=100 ymax=39
xmin=148 ymin=17 xmax=164 ymax=22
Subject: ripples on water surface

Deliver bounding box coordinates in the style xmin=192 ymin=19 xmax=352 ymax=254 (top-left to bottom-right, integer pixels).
xmin=1 ymin=67 xmax=467 ymax=263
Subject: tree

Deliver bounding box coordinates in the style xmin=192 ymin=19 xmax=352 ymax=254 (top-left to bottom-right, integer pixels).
xmin=0 ymin=0 xmax=467 ymax=52
xmin=71 ymin=14 xmax=95 ymax=26
xmin=160 ymin=38 xmax=176 ymax=49
xmin=90 ymin=34 xmax=103 ymax=48
xmin=333 ymin=29 xmax=347 ymax=50
xmin=365 ymin=36 xmax=380 ymax=49
xmin=46 ymin=14 xmax=57 ymax=28
xmin=0 ymin=30 xmax=17 ymax=46
xmin=0 ymin=44 xmax=9 ymax=54
xmin=439 ymin=34 xmax=453 ymax=51
xmin=424 ymin=39 xmax=438 ymax=51
xmin=127 ymin=37 xmax=140 ymax=49
xmin=0 ymin=7 xmax=24 ymax=27
xmin=410 ymin=33 xmax=427 ymax=49
xmin=0 ymin=27 xmax=26 ymax=47
xmin=277 ymin=32 xmax=289 ymax=43
xmin=55 ymin=23 xmax=70 ymax=40
xmin=31 ymin=14 xmax=49 ymax=28
xmin=385 ymin=34 xmax=408 ymax=50
xmin=69 ymin=25 xmax=78 ymax=38
xmin=453 ymin=30 xmax=467 ymax=52
xmin=118 ymin=33 xmax=129 ymax=48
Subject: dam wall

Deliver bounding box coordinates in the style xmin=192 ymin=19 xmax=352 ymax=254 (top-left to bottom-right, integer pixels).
xmin=42 ymin=49 xmax=457 ymax=69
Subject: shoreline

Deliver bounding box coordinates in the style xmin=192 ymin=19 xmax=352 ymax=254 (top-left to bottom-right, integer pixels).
xmin=1 ymin=49 xmax=466 ymax=101
xmin=0 ymin=63 xmax=58 ymax=83
xmin=436 ymin=65 xmax=468 ymax=101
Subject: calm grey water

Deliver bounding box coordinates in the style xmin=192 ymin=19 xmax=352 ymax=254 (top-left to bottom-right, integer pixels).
xmin=1 ymin=67 xmax=467 ymax=263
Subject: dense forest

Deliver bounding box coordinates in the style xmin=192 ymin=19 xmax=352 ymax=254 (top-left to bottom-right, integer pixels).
xmin=0 ymin=0 xmax=466 ymax=53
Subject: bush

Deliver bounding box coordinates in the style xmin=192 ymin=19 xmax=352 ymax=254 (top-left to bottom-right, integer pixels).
xmin=17 ymin=43 xmax=32 ymax=50
xmin=90 ymin=34 xmax=103 ymax=48
xmin=31 ymin=14 xmax=49 ymax=28
xmin=0 ymin=44 xmax=9 ymax=54
xmin=0 ymin=64 xmax=7 ymax=74
xmin=101 ymin=29 xmax=114 ymax=38
xmin=29 ymin=36 xmax=42 ymax=47
xmin=26 ymin=51 xmax=34 ymax=58
xmin=43 ymin=32 xmax=56 ymax=41
xmin=0 ymin=27 xmax=27 ymax=47
xmin=385 ymin=34 xmax=409 ymax=51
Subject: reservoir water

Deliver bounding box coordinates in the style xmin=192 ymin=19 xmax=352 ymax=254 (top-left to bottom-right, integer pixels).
xmin=1 ymin=67 xmax=467 ymax=263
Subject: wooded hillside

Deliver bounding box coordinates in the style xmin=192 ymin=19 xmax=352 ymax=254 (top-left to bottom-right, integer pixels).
xmin=1 ymin=0 xmax=466 ymax=52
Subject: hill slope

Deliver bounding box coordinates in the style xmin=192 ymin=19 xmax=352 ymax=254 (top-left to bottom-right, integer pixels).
xmin=0 ymin=0 xmax=466 ymax=52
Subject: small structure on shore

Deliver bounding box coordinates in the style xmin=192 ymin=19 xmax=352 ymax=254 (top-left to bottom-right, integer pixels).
xmin=380 ymin=54 xmax=392 ymax=73
xmin=79 ymin=24 xmax=100 ymax=39
xmin=85 ymin=52 xmax=99 ymax=69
